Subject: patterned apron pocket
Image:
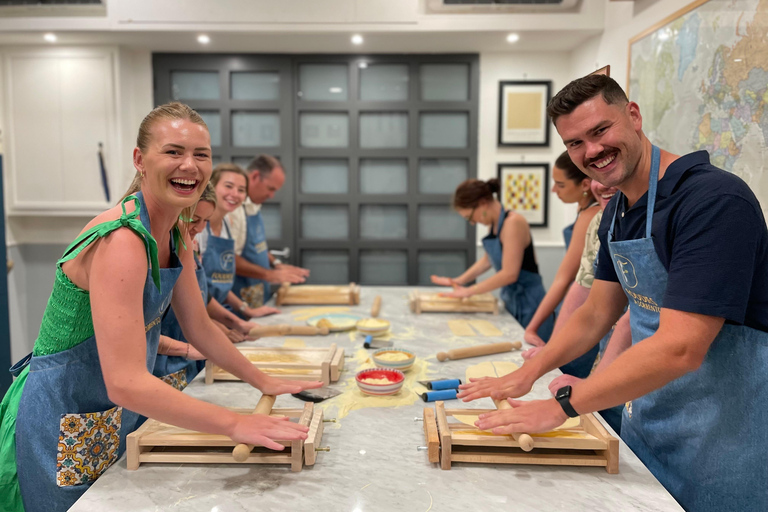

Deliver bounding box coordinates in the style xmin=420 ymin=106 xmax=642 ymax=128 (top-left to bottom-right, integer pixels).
xmin=240 ymin=284 xmax=264 ymax=308
xmin=57 ymin=406 xmax=122 ymax=487
xmin=160 ymin=368 xmax=188 ymax=391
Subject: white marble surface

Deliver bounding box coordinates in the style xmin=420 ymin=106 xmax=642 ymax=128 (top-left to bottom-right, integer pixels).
xmin=71 ymin=287 xmax=682 ymax=512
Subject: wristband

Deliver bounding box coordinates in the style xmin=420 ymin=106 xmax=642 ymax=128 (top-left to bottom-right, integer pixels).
xmin=239 ymin=302 xmax=248 ymax=313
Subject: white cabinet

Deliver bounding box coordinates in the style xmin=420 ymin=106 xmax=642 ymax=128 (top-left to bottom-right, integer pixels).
xmin=3 ymin=47 xmax=120 ymax=215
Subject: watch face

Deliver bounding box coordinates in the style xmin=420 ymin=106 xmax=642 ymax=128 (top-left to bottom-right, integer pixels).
xmin=556 ymin=385 xmax=571 ymax=400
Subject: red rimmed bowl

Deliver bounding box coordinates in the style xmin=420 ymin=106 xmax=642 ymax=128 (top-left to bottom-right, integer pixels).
xmin=355 ymin=368 xmax=405 ymax=396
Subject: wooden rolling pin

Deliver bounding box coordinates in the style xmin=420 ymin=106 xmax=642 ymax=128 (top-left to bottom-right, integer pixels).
xmin=436 ymin=341 xmax=521 ymax=362
xmin=248 ymin=324 xmax=330 ymax=337
xmin=232 ymin=394 xmax=277 ymax=462
xmin=493 ymin=397 xmax=534 ymax=452
xmin=371 ymin=295 xmax=382 ymax=318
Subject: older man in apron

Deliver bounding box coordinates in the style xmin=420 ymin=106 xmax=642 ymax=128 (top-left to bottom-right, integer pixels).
xmin=228 ymin=155 xmax=309 ymax=309
xmin=459 ymin=75 xmax=768 ymax=512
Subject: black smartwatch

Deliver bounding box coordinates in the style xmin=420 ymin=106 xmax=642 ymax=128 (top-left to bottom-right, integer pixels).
xmin=555 ymin=385 xmax=580 ymax=418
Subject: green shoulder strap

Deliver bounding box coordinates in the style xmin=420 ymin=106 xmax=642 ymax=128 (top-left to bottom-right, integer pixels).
xmin=57 ymin=195 xmax=161 ymax=291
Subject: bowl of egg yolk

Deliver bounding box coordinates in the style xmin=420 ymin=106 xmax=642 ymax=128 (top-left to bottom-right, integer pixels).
xmin=356 ymin=318 xmax=391 ymax=336
xmin=355 ymin=368 xmax=405 ymax=395
xmin=372 ymin=348 xmax=415 ymax=371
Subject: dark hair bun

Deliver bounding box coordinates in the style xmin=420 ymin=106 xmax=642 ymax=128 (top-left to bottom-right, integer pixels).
xmin=487 ymin=178 xmax=501 ymax=195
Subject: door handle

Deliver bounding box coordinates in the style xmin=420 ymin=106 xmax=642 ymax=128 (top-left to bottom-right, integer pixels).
xmin=269 ymin=247 xmax=290 ymax=259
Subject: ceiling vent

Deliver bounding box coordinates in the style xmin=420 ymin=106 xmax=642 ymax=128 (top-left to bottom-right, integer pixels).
xmin=426 ymin=0 xmax=580 ymax=14
xmin=0 ymin=0 xmax=106 ymax=17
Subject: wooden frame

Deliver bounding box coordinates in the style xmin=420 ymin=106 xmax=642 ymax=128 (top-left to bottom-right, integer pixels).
xmin=590 ymin=65 xmax=611 ymax=77
xmin=409 ymin=290 xmax=499 ymax=315
xmin=423 ymin=402 xmax=619 ymax=473
xmin=497 ymin=80 xmax=551 ymax=147
xmin=497 ymin=162 xmax=549 ymax=227
xmin=275 ymin=282 xmax=361 ymax=306
xmin=127 ymin=403 xmax=325 ymax=472
xmin=626 ymin=0 xmax=711 ymax=95
xmin=205 ymin=344 xmax=344 ymax=385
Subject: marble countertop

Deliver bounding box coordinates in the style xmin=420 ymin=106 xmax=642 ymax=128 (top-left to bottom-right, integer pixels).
xmin=72 ymin=286 xmax=682 ymax=512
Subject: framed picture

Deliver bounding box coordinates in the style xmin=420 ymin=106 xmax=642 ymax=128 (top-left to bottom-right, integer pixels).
xmin=497 ymin=80 xmax=551 ymax=147
xmin=497 ymin=163 xmax=549 ymax=227
xmin=590 ymin=64 xmax=611 ymax=77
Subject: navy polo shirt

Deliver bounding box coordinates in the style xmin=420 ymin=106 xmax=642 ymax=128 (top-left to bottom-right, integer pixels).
xmin=595 ymin=151 xmax=768 ymax=332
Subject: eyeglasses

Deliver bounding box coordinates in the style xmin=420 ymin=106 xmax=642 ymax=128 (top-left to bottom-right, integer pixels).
xmin=463 ymin=207 xmax=476 ymax=223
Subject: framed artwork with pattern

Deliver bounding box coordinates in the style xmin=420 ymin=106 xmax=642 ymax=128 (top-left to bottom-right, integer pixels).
xmin=497 ymin=163 xmax=549 ymax=227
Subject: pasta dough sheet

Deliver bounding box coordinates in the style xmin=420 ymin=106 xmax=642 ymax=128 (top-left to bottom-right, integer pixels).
xmin=468 ymin=320 xmax=503 ymax=337
xmin=448 ymin=320 xmax=476 ymax=336
xmin=465 ymin=361 xmax=519 ymax=381
xmin=246 ymin=352 xmax=309 ymax=363
xmin=452 ymin=414 xmax=581 ymax=433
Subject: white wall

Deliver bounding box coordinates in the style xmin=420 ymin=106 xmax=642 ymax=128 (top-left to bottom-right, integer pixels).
xmin=478 ymin=51 xmax=578 ymax=249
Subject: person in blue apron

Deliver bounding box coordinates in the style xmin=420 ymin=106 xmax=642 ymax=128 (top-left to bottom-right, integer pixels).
xmin=526 ymin=177 xmax=629 ymax=434
xmin=523 ymin=151 xmax=600 ymax=377
xmin=153 ymin=183 xmax=217 ymax=391
xmin=0 ymin=103 xmax=322 ymax=512
xmin=198 ymin=164 xmax=280 ymax=320
xmin=458 ymin=74 xmax=768 ymax=512
xmin=230 ymin=155 xmax=309 ymax=310
xmin=431 ymin=178 xmax=553 ymax=340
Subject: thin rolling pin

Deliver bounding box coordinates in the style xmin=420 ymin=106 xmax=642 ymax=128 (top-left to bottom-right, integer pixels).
xmin=232 ymin=394 xmax=277 ymax=462
xmin=371 ymin=296 xmax=382 ymax=318
xmin=248 ymin=325 xmax=330 ymax=337
xmin=493 ymin=397 xmax=534 ymax=452
xmin=436 ymin=341 xmax=522 ymax=362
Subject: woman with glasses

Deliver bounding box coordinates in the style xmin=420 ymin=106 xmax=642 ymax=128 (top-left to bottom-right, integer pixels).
xmin=431 ymin=178 xmax=552 ymax=339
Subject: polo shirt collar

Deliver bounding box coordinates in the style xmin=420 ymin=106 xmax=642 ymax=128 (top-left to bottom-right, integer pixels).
xmin=620 ymin=150 xmax=710 ymax=214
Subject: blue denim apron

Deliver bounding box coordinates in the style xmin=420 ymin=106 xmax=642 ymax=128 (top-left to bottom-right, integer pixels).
xmin=231 ymin=207 xmax=271 ymax=308
xmin=562 ymin=222 xmax=574 ymax=250
xmin=557 ymin=213 xmax=600 ymax=378
xmin=482 ymin=207 xmax=553 ymax=340
xmin=607 ymin=146 xmax=768 ymax=511
xmin=154 ymin=251 xmax=208 ymax=390
xmin=13 ymin=191 xmax=183 ymax=512
xmin=201 ymin=220 xmax=236 ymax=306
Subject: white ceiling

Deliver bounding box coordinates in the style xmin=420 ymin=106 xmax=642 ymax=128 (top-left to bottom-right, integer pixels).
xmin=0 ymin=29 xmax=600 ymax=53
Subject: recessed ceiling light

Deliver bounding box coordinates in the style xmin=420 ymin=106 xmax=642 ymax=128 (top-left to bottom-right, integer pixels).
xmin=506 ymin=33 xmax=520 ymax=44
xmin=351 ymin=34 xmax=364 ymax=45
xmin=197 ymin=34 xmax=210 ymax=45
xmin=358 ymin=62 xmax=368 ymax=69
xmin=44 ymin=33 xmax=57 ymax=43
xmin=329 ymin=87 xmax=343 ymax=94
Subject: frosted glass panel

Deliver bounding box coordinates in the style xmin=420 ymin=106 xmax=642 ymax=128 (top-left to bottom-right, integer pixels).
xmin=231 ymin=71 xmax=280 ymax=101
xmin=232 ymin=112 xmax=280 ymax=147
xmin=360 ymin=112 xmax=408 ymax=148
xmin=300 ymin=113 xmax=349 ymax=148
xmin=302 ymin=251 xmax=349 ymax=284
xmin=301 ymin=205 xmax=349 ymax=239
xmin=171 ymin=71 xmax=220 ymax=100
xmin=360 ymin=159 xmax=408 ymax=194
xmin=198 ymin=111 xmax=221 ymax=147
xmin=360 ymin=64 xmax=409 ymax=101
xmin=232 ymin=157 xmax=252 ymax=169
xmin=360 ymin=205 xmax=407 ymax=240
xmin=299 ymin=64 xmax=348 ymax=101
xmin=419 ymin=205 xmax=466 ymax=240
xmin=301 ymin=159 xmax=349 ymax=194
xmin=420 ymin=64 xmax=469 ymax=101
xmin=261 ymin=203 xmax=282 ymax=240
xmin=419 ymin=159 xmax=469 ymax=194
xmin=418 ymin=251 xmax=467 ymax=285
xmin=420 ymin=112 xmax=468 ymax=148
xmin=360 ymin=250 xmax=408 ymax=285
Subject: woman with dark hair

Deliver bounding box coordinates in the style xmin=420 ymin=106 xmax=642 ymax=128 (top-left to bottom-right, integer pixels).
xmin=523 ymin=151 xmax=600 ymax=378
xmin=431 ymin=178 xmax=552 ymax=338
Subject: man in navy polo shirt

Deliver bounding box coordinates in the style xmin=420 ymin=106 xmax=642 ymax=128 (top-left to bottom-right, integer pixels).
xmin=457 ymin=74 xmax=768 ymax=512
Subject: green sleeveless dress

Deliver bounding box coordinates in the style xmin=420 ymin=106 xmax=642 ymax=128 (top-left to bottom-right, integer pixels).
xmin=0 ymin=196 xmax=163 ymax=512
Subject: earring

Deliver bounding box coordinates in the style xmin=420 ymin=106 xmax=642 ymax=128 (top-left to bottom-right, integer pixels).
xmin=582 ymin=191 xmax=588 ymax=197
xmin=139 ymin=171 xmax=145 ymax=178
